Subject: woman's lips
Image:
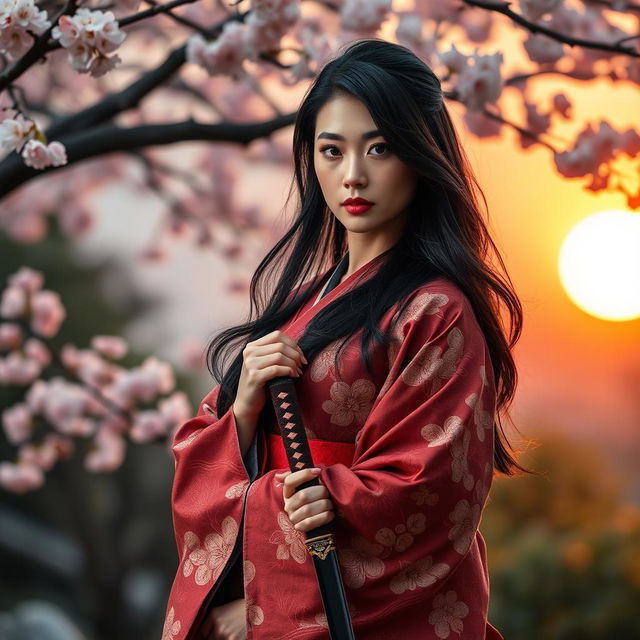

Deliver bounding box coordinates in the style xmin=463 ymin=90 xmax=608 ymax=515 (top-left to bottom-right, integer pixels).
xmin=344 ymin=203 xmax=373 ymax=215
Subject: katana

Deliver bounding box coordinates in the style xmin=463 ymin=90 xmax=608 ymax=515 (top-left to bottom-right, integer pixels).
xmin=267 ymin=376 xmax=356 ymax=640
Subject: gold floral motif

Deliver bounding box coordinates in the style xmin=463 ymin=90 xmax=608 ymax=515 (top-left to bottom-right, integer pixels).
xmin=338 ymin=536 xmax=386 ymax=588
xmin=224 ymin=480 xmax=249 ymax=499
xmin=181 ymin=517 xmax=238 ymax=586
xmin=421 ymin=415 xmax=464 ymax=448
xmin=401 ymin=326 xmax=464 ymax=392
xmin=172 ymin=428 xmax=203 ymax=451
xmin=243 ymin=560 xmax=264 ymax=627
xmin=448 ymin=499 xmax=482 ymax=555
xmin=269 ymin=511 xmax=308 ymax=564
xmin=161 ymin=606 xmax=181 ymax=640
xmin=451 ymin=429 xmax=474 ymax=491
xmin=321 ymin=378 xmax=376 ymax=426
xmin=428 ymin=590 xmax=469 ymax=639
xmin=375 ymin=513 xmax=426 ymax=554
xmin=389 ymin=555 xmax=450 ymax=594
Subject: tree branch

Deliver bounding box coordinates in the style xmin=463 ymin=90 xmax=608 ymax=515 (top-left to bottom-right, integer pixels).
xmin=461 ymin=0 xmax=640 ymax=58
xmin=46 ymin=11 xmax=244 ymax=138
xmin=0 ymin=113 xmax=296 ymax=198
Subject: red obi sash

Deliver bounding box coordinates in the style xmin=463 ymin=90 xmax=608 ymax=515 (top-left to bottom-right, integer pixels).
xmin=265 ymin=432 xmax=355 ymax=470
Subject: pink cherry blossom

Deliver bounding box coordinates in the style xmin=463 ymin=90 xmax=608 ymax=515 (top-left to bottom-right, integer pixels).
xmin=340 ymin=0 xmax=392 ymax=32
xmin=25 ymin=379 xmax=48 ymax=412
xmin=520 ymin=102 xmax=551 ymax=150
xmin=158 ymin=392 xmax=191 ymax=426
xmin=439 ymin=44 xmax=467 ymax=75
xmin=7 ymin=0 xmax=50 ymax=31
xmin=58 ymin=202 xmax=94 ymax=237
xmin=552 ymin=93 xmax=571 ymax=118
xmin=21 ymin=139 xmax=68 ymax=170
xmin=30 ymin=290 xmax=66 ymax=337
xmin=463 ymin=109 xmax=502 ymax=138
xmin=51 ymin=8 xmax=125 ymax=75
xmin=395 ymin=13 xmax=423 ymax=47
xmin=18 ymin=434 xmax=73 ymax=471
xmin=460 ymin=8 xmax=493 ymax=43
xmin=130 ymin=409 xmax=168 ymax=442
xmin=38 ymin=377 xmax=92 ymax=427
xmin=0 ymin=323 xmax=22 ymax=350
xmin=0 ymin=113 xmax=33 ymax=152
xmin=456 ymin=49 xmax=503 ymax=111
xmin=0 ymin=286 xmax=27 ymax=318
xmin=85 ymin=425 xmax=125 ymax=471
xmin=0 ymin=23 xmax=32 ymax=57
xmin=520 ymin=0 xmax=563 ymax=21
xmin=23 ymin=338 xmax=52 ymax=367
xmin=8 ymin=266 xmax=44 ymax=292
xmin=91 ymin=335 xmax=128 ymax=360
xmin=2 ymin=402 xmax=32 ymax=444
xmin=415 ymin=0 xmax=462 ymax=22
xmin=554 ymin=121 xmax=635 ymax=179
xmin=0 ymin=352 xmax=41 ymax=385
xmin=523 ymin=33 xmax=564 ymax=64
xmin=187 ymin=22 xmax=248 ymax=78
xmin=0 ymin=461 xmax=44 ymax=493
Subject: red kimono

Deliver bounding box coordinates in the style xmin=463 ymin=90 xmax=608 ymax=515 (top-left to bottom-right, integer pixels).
xmin=163 ymin=253 xmax=504 ymax=640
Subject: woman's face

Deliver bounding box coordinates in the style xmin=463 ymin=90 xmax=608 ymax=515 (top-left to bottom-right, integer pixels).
xmin=313 ymin=92 xmax=417 ymax=245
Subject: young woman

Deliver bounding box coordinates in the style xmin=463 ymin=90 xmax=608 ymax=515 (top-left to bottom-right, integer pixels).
xmin=162 ymin=38 xmax=525 ymax=640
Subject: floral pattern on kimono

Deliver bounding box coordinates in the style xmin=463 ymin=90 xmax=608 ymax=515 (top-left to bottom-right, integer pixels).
xmin=162 ymin=253 xmax=503 ymax=640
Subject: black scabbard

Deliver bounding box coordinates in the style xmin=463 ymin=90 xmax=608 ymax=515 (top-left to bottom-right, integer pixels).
xmin=266 ymin=376 xmax=356 ymax=640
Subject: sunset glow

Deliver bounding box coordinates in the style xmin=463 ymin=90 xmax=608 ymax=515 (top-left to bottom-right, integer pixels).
xmin=558 ymin=210 xmax=640 ymax=322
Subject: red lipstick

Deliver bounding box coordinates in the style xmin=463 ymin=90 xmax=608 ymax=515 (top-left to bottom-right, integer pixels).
xmin=342 ymin=197 xmax=374 ymax=215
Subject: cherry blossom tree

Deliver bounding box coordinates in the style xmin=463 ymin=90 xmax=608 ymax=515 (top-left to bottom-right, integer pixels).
xmin=2 ymin=0 xmax=640 ymax=493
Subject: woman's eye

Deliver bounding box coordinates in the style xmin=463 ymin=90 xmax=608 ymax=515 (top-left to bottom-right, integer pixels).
xmin=319 ymin=143 xmax=389 ymax=159
xmin=320 ymin=145 xmax=341 ymax=158
xmin=370 ymin=142 xmax=389 ymax=155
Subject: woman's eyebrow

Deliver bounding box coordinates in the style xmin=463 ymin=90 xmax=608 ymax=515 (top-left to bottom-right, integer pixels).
xmin=316 ymin=129 xmax=382 ymax=141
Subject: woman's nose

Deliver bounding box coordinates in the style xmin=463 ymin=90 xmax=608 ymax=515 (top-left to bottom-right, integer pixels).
xmin=343 ymin=156 xmax=367 ymax=189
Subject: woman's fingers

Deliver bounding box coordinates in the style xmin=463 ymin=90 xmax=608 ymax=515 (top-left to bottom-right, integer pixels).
xmin=289 ymin=497 xmax=335 ymax=524
xmin=293 ymin=510 xmax=336 ymax=533
xmin=285 ymin=485 xmax=330 ymax=513
xmin=249 ymin=330 xmax=307 ymax=363
xmin=276 ymin=467 xmax=322 ymax=498
xmin=274 ymin=468 xmax=336 ymax=532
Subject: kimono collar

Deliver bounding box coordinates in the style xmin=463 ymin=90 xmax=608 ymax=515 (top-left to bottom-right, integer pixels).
xmin=282 ymin=249 xmax=390 ymax=340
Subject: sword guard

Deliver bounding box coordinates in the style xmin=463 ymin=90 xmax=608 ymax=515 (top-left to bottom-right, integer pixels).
xmin=305 ymin=533 xmax=336 ymax=560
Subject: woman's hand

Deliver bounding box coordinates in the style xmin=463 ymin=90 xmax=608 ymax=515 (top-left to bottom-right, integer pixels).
xmin=200 ymin=598 xmax=246 ymax=640
xmin=234 ymin=330 xmax=307 ymax=423
xmin=275 ymin=467 xmax=336 ymax=533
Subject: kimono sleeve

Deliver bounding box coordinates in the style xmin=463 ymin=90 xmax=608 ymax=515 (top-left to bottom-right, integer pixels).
xmin=169 ymin=384 xmax=258 ymax=555
xmin=319 ymin=288 xmax=497 ymax=601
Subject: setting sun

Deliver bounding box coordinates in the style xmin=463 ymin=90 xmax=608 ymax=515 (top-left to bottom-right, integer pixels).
xmin=558 ymin=210 xmax=640 ymax=322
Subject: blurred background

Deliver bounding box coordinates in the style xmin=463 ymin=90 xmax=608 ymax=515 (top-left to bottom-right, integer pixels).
xmin=1 ymin=1 xmax=639 ymax=639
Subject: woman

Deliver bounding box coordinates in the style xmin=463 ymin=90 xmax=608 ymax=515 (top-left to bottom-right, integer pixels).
xmin=162 ymin=38 xmax=526 ymax=640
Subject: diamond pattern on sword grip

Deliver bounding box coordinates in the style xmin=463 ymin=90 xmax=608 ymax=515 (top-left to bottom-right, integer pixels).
xmin=276 ymin=389 xmax=313 ymax=470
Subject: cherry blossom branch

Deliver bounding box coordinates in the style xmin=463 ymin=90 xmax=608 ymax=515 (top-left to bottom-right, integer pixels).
xmin=461 ymin=0 xmax=640 ymax=58
xmin=481 ymin=106 xmax=558 ymax=152
xmin=0 ymin=0 xmax=240 ymax=93
xmin=46 ymin=10 xmax=245 ymax=139
xmin=118 ymin=0 xmax=202 ymax=29
xmin=0 ymin=0 xmax=78 ymax=91
xmin=141 ymin=0 xmax=209 ymax=35
xmin=0 ymin=113 xmax=296 ymax=197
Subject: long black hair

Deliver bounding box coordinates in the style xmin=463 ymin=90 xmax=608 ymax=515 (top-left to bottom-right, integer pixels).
xmin=207 ymin=38 xmax=528 ymax=476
